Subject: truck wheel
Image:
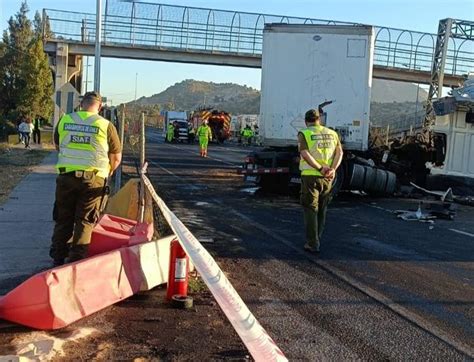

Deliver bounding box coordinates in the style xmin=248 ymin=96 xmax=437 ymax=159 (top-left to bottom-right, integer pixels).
xmin=371 ymin=169 xmax=388 ymax=195
xmin=385 ymin=171 xmax=397 ymax=194
xmin=347 ymin=163 xmax=365 ymax=190
xmin=363 ymin=166 xmax=377 ymax=192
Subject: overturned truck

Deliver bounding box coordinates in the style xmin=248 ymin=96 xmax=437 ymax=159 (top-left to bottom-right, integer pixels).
xmin=240 ymin=24 xmax=397 ymax=194
xmin=240 ymin=23 xmax=463 ymax=195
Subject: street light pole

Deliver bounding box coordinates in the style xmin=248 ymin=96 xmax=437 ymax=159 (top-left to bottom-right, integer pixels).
xmin=94 ymin=0 xmax=102 ymax=92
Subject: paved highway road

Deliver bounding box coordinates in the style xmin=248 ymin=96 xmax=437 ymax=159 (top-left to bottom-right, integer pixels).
xmin=144 ymin=129 xmax=474 ymax=360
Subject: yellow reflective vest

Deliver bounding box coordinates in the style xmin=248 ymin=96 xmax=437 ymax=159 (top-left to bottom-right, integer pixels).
xmin=299 ymin=125 xmax=339 ymax=177
xmin=56 ymin=111 xmax=110 ymax=178
xmin=197 ymin=125 xmax=212 ymax=140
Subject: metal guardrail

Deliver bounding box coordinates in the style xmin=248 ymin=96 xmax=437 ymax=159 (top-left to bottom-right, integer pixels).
xmin=43 ymin=1 xmax=474 ymax=76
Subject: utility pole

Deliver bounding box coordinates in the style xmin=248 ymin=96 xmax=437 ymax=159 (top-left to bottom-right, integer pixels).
xmin=114 ymin=106 xmax=126 ymax=194
xmin=94 ymin=0 xmax=102 ymax=92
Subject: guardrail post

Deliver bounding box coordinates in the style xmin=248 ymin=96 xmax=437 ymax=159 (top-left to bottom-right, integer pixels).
xmin=139 ymin=112 xmax=146 ymax=223
xmin=114 ymin=105 xmax=125 ymax=194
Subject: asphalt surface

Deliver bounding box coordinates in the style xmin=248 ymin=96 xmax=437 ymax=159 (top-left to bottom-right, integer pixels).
xmin=143 ymin=129 xmax=474 ymax=360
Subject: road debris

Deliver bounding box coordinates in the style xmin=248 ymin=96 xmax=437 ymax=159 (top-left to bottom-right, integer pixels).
xmin=395 ymin=201 xmax=456 ymax=223
xmin=395 ymin=204 xmax=436 ymax=223
xmin=410 ymin=182 xmax=474 ymax=207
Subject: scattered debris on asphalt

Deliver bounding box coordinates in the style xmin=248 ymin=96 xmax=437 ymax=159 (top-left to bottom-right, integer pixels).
xmin=410 ymin=182 xmax=453 ymax=202
xmin=410 ymin=182 xmax=474 ymax=207
xmin=395 ymin=201 xmax=456 ymax=223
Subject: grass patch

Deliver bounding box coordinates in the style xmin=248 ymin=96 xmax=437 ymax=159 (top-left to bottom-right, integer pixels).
xmin=188 ymin=273 xmax=207 ymax=293
xmin=0 ymin=144 xmax=52 ymax=205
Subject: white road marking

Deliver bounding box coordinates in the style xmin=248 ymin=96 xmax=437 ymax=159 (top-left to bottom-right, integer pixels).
xmin=449 ymin=228 xmax=474 ymax=238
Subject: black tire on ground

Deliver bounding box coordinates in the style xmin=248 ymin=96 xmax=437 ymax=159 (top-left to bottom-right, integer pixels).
xmin=385 ymin=171 xmax=397 ymax=194
xmin=369 ymin=169 xmax=388 ymax=195
xmin=347 ymin=163 xmax=366 ymax=190
xmin=363 ymin=166 xmax=377 ymax=192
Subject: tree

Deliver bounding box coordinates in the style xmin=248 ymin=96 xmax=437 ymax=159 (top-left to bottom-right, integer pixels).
xmin=33 ymin=10 xmax=53 ymax=40
xmin=17 ymin=37 xmax=53 ymax=119
xmin=0 ymin=1 xmax=53 ymax=122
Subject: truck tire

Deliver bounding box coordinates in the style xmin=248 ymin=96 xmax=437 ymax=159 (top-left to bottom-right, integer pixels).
xmin=363 ymin=166 xmax=377 ymax=192
xmin=385 ymin=171 xmax=397 ymax=194
xmin=371 ymin=169 xmax=388 ymax=195
xmin=347 ymin=163 xmax=365 ymax=190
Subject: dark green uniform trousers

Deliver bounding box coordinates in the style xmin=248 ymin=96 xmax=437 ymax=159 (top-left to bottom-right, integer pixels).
xmin=50 ymin=172 xmax=105 ymax=262
xmin=300 ymin=175 xmax=333 ymax=249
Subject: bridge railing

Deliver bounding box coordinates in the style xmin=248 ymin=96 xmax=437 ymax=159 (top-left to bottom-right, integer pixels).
xmin=43 ymin=3 xmax=474 ymax=76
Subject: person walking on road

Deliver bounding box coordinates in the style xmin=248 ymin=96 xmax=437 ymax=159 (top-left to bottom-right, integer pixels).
xmin=197 ymin=120 xmax=212 ymax=157
xmin=299 ymin=108 xmax=343 ymax=253
xmin=50 ymin=91 xmax=122 ymax=266
xmin=166 ymin=122 xmax=174 ymax=143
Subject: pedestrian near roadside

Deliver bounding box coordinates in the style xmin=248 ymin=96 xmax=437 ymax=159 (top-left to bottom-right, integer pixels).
xmin=33 ymin=117 xmax=41 ymax=144
xmin=299 ymin=108 xmax=343 ymax=253
xmin=17 ymin=118 xmax=24 ymax=143
xmin=197 ymin=120 xmax=212 ymax=157
xmin=50 ymin=91 xmax=122 ymax=266
xmin=18 ymin=117 xmax=33 ymax=149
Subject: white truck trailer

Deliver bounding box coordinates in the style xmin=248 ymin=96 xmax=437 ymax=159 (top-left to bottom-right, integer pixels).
xmin=240 ymin=24 xmax=396 ymax=194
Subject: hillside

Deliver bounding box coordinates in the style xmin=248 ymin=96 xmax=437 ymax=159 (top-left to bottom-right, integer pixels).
xmin=131 ymin=79 xmax=428 ymax=124
xmin=371 ymin=79 xmax=427 ymax=103
xmin=135 ymin=79 xmax=261 ymax=114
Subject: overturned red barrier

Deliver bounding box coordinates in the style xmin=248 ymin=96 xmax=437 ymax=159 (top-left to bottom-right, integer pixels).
xmin=0 ymin=248 xmax=141 ymax=329
xmin=88 ymin=214 xmax=154 ymax=256
xmin=0 ymin=235 xmax=175 ymax=330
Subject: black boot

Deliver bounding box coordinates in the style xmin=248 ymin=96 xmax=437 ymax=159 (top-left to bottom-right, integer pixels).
xmin=67 ymin=245 xmax=90 ymax=263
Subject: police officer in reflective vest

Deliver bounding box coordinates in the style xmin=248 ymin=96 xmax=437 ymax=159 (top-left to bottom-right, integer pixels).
xmin=50 ymin=92 xmax=122 ymax=265
xmin=298 ymin=109 xmax=343 ymax=253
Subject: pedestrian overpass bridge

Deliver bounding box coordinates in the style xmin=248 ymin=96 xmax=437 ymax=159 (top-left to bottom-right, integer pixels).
xmin=43 ymin=1 xmax=473 ymax=96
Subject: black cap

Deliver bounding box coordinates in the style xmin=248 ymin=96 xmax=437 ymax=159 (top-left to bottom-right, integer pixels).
xmin=82 ymin=91 xmax=102 ymax=103
xmin=305 ymin=109 xmax=320 ymax=122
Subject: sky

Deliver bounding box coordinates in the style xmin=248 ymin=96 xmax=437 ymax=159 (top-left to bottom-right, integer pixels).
xmin=1 ymin=0 xmax=473 ymax=104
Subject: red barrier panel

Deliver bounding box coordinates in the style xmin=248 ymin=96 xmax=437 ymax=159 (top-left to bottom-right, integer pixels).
xmin=0 ymin=247 xmax=144 ymax=330
xmin=88 ymin=214 xmax=154 ymax=256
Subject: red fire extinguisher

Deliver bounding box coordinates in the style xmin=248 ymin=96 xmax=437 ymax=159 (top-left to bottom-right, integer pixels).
xmin=166 ymin=239 xmax=189 ymax=300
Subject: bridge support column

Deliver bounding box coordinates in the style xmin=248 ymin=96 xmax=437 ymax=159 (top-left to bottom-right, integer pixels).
xmin=51 ymin=43 xmax=83 ymax=127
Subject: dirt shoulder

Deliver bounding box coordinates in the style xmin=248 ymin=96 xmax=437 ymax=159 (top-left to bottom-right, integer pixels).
xmin=0 ymin=144 xmax=53 ymax=205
